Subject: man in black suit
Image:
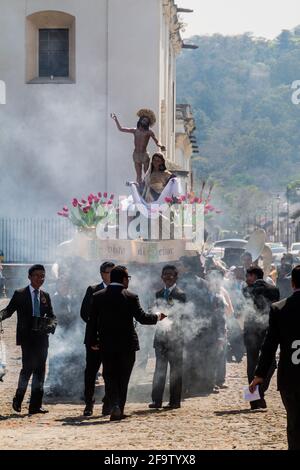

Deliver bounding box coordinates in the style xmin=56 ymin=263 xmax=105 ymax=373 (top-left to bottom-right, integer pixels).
xmin=0 ymin=264 xmax=57 ymax=414
xmin=243 ymin=266 xmax=280 ymax=410
xmin=149 ymin=265 xmax=186 ymax=409
xmin=80 ymin=261 xmax=115 ymax=416
xmin=89 ymin=265 xmax=166 ymax=421
xmin=250 ymin=265 xmax=300 ymax=450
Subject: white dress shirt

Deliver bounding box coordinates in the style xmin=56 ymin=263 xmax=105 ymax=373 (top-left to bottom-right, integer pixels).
xmin=164 ymin=283 xmax=177 ymax=293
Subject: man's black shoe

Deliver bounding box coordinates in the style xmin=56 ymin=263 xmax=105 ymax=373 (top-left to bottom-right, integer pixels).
xmin=28 ymin=407 xmax=49 ymax=415
xmin=83 ymin=403 xmax=94 ymax=417
xmin=250 ymin=399 xmax=267 ymax=411
xmin=163 ymin=403 xmax=181 ymax=409
xmin=259 ymin=398 xmax=267 ymax=409
xmin=102 ymin=404 xmax=111 ymax=416
xmin=148 ymin=402 xmax=162 ymax=409
xmin=12 ymin=397 xmax=21 ymax=413
xmin=110 ymin=405 xmax=122 ymax=421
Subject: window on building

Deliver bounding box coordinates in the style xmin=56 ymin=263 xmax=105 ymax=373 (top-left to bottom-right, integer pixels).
xmin=39 ymin=29 xmax=69 ymax=77
xmin=26 ymin=11 xmax=76 ymax=84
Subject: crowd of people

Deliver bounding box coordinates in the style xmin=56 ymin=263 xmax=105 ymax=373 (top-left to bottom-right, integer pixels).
xmin=0 ymin=254 xmax=300 ymax=449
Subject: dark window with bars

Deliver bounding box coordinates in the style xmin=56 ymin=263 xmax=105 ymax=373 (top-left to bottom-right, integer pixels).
xmin=39 ymin=29 xmax=69 ymax=77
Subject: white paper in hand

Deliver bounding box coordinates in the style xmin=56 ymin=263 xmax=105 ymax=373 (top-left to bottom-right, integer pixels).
xmin=243 ymin=385 xmax=260 ymax=402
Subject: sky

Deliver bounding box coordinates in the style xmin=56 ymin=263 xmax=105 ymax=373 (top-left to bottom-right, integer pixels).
xmin=177 ymin=0 xmax=300 ymax=39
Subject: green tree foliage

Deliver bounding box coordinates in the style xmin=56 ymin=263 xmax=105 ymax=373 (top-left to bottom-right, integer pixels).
xmin=177 ymin=29 xmax=300 ymax=230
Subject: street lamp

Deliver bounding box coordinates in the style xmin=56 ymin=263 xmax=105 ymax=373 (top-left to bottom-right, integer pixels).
xmin=286 ymin=186 xmax=300 ymax=251
xmin=276 ymin=195 xmax=281 ymax=243
xmin=287 ymin=187 xmax=290 ymax=252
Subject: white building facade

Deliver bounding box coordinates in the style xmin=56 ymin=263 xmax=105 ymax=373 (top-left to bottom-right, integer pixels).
xmin=0 ymin=0 xmax=184 ymax=215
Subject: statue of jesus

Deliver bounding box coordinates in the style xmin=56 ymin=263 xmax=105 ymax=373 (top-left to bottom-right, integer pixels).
xmin=111 ymin=109 xmax=166 ymax=185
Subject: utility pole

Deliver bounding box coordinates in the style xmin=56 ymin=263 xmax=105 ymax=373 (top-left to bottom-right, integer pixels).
xmin=287 ymin=187 xmax=290 ymax=252
xmin=276 ymin=195 xmax=281 ymax=243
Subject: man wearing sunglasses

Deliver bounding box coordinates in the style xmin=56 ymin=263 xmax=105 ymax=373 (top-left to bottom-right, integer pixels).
xmin=80 ymin=261 xmax=115 ymax=417
xmin=89 ymin=265 xmax=167 ymax=421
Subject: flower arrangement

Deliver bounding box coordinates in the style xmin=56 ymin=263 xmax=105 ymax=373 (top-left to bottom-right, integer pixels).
xmin=57 ymin=192 xmax=115 ymax=229
xmin=164 ymin=182 xmax=222 ymax=216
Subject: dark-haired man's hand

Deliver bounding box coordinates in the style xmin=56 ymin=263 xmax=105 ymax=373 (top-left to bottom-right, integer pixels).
xmin=159 ymin=313 xmax=167 ymax=321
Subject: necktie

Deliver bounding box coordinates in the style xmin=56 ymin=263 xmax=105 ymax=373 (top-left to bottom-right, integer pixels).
xmin=33 ymin=289 xmax=40 ymax=317
xmin=164 ymin=288 xmax=170 ymax=301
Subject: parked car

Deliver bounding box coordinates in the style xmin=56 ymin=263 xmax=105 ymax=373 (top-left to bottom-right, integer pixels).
xmin=290 ymin=242 xmax=300 ymax=256
xmin=266 ymin=242 xmax=284 ymax=249
xmin=213 ymin=239 xmax=248 ymax=267
xmin=270 ymin=246 xmax=286 ymax=255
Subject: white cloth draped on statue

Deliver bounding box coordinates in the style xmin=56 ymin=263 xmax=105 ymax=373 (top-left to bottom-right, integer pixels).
xmin=121 ymin=177 xmax=182 ymax=218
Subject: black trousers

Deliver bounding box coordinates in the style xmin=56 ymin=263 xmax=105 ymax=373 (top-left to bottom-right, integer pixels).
xmin=84 ymin=346 xmax=102 ymax=404
xmin=244 ymin=330 xmax=276 ymax=398
xmin=280 ymin=389 xmax=300 ymax=450
xmin=216 ymin=342 xmax=227 ymax=387
xmin=16 ymin=335 xmax=48 ymax=410
xmin=183 ymin=333 xmax=218 ymax=394
xmin=102 ymin=351 xmax=135 ymax=413
xmin=152 ymin=346 xmax=183 ymax=405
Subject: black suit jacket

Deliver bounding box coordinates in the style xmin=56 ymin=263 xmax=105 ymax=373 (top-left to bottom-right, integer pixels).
xmin=0 ymin=286 xmax=56 ymax=345
xmin=89 ymin=285 xmax=158 ymax=353
xmin=80 ymin=282 xmax=105 ymax=345
xmin=154 ymin=286 xmax=186 ymax=350
xmin=255 ymin=291 xmax=300 ymax=391
xmin=156 ymin=286 xmax=186 ymax=304
xmin=243 ymin=280 xmax=280 ymax=333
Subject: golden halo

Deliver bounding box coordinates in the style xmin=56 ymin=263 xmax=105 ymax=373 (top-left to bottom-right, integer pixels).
xmin=137 ymin=108 xmax=156 ymax=127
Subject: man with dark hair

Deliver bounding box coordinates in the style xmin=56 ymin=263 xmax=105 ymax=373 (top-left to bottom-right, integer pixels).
xmin=89 ymin=265 xmax=166 ymax=421
xmin=80 ymin=261 xmax=115 ymax=416
xmin=0 ymin=264 xmax=57 ymax=414
xmin=250 ymin=265 xmax=300 ymax=449
xmin=149 ymin=265 xmax=186 ymax=409
xmin=243 ymin=266 xmax=280 ymax=409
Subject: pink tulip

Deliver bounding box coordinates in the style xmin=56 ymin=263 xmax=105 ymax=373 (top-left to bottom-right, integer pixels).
xmin=94 ymin=197 xmax=100 ymax=203
xmin=63 ymin=207 xmax=69 ymax=212
xmin=110 ymin=194 xmax=115 ymax=200
xmin=88 ymin=196 xmax=94 ymax=204
xmin=107 ymin=200 xmax=113 ymax=205
xmin=81 ymin=199 xmax=87 ymax=204
xmin=103 ymin=192 xmax=108 ymax=198
xmin=83 ymin=206 xmax=91 ymax=213
xmin=165 ymin=197 xmax=172 ymax=203
xmin=72 ymin=198 xmax=79 ymax=208
xmin=180 ymin=195 xmax=186 ymax=202
xmin=98 ymin=192 xmax=102 ymax=198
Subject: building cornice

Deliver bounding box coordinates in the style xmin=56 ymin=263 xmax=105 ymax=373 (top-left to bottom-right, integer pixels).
xmin=162 ymin=0 xmax=183 ymax=55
